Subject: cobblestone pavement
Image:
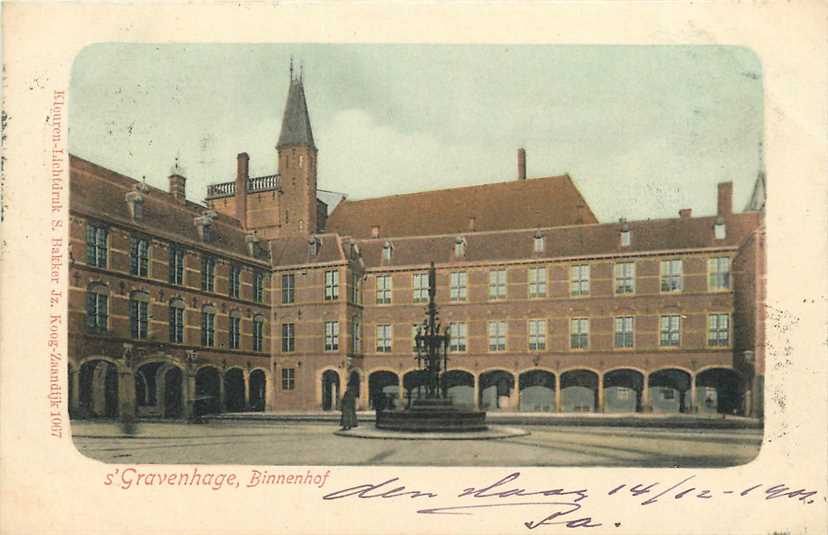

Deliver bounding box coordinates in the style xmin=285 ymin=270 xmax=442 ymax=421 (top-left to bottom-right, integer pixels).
xmin=72 ymin=421 xmax=762 ymax=467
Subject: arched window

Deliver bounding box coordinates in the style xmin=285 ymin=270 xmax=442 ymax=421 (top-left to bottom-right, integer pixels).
xmin=169 ymin=298 xmax=186 ymax=343
xmin=454 ymin=236 xmax=467 ymax=257
xmin=129 ymin=291 xmax=150 ymax=339
xmin=201 ymin=305 xmax=217 ymax=347
xmin=714 ymin=216 xmax=727 ymax=240
xmin=228 ymin=309 xmax=241 ymax=349
xmin=86 ymin=283 xmax=109 ymax=333
xmin=382 ymin=241 xmax=393 ymax=262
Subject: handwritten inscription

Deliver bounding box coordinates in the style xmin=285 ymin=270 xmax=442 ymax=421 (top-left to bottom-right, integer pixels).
xmin=322 ymin=472 xmax=819 ymax=530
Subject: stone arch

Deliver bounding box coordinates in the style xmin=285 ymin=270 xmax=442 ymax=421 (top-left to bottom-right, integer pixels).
xmin=402 ymin=369 xmax=430 ymax=405
xmin=518 ymin=369 xmax=556 ymax=412
xmin=161 ymin=364 xmax=184 ymax=418
xmin=603 ymin=368 xmax=644 ymax=413
xmin=194 ymin=365 xmax=221 ymax=416
xmin=648 ymin=368 xmax=692 ymax=413
xmin=442 ymin=369 xmax=475 ymax=407
xmin=248 ymin=368 xmax=268 ymax=412
xmin=320 ymin=368 xmax=341 ymax=411
xmin=224 ymin=367 xmax=246 ymax=412
xmin=478 ymin=368 xmax=516 ymax=410
xmin=78 ymin=358 xmax=119 ymax=418
xmin=560 ymin=369 xmax=599 ymax=412
xmin=368 ymin=369 xmax=400 ymax=410
xmin=695 ymin=367 xmax=744 ymax=415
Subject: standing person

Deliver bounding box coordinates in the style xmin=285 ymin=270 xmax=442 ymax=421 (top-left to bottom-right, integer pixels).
xmin=340 ymin=382 xmax=358 ymax=431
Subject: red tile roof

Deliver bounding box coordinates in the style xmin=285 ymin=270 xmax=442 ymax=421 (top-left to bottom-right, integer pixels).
xmin=69 ymin=155 xmax=267 ymax=262
xmin=269 ymin=234 xmax=345 ymax=267
xmin=325 ymin=175 xmax=597 ymax=239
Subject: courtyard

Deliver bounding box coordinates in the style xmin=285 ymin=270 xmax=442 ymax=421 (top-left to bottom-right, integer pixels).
xmin=72 ymin=420 xmax=762 ymax=467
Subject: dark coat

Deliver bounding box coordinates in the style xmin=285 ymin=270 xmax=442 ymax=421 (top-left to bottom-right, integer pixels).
xmin=340 ymin=387 xmax=358 ymax=429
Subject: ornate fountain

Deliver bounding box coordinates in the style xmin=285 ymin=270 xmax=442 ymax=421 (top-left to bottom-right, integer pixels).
xmin=375 ymin=262 xmax=488 ymax=432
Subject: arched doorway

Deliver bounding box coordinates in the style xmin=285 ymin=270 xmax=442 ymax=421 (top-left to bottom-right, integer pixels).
xmin=163 ymin=366 xmax=183 ymax=418
xmin=249 ymin=369 xmax=267 ymax=412
xmin=442 ymin=370 xmax=475 ymax=407
xmin=648 ymin=368 xmax=692 ymax=413
xmin=321 ymin=370 xmax=340 ymax=411
xmin=368 ymin=371 xmax=400 ymax=410
xmin=135 ymin=362 xmax=165 ymax=417
xmin=402 ymin=369 xmax=429 ymax=406
xmin=560 ymin=369 xmax=598 ymax=412
xmin=224 ymin=368 xmax=246 ymax=412
xmin=695 ymin=368 xmax=743 ymax=415
xmin=519 ymin=370 xmax=555 ymax=412
xmin=79 ymin=360 xmax=118 ymax=418
xmin=604 ymin=369 xmax=644 ymax=413
xmin=194 ymin=366 xmax=221 ymax=416
xmin=478 ymin=370 xmax=515 ymax=410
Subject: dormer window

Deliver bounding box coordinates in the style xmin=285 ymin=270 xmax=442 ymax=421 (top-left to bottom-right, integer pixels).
xmin=308 ymin=236 xmax=320 ymax=256
xmin=382 ymin=241 xmax=393 ymax=262
xmin=714 ymin=217 xmax=726 ymax=240
xmin=454 ymin=236 xmax=467 ymax=257
xmin=620 ymin=220 xmax=631 ymax=247
xmin=125 ymin=188 xmax=145 ymax=220
xmin=245 ymin=232 xmax=260 ymax=257
xmin=194 ymin=210 xmax=216 ymax=242
xmin=533 ymin=232 xmax=545 ymax=253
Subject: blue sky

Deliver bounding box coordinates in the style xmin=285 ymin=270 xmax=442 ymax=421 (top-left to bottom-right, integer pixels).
xmin=69 ymin=44 xmax=763 ymax=222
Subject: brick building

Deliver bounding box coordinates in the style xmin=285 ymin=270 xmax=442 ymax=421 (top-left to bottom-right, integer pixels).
xmin=68 ymin=69 xmax=766 ymax=420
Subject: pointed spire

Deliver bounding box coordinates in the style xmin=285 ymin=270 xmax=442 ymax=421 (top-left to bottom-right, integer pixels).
xmin=745 ymin=139 xmax=767 ymax=212
xmin=277 ymin=60 xmax=316 ymax=150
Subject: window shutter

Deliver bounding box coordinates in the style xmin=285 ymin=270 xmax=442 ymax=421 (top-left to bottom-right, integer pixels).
xmin=129 ymin=238 xmax=138 ymax=274
xmin=100 ymin=294 xmax=108 ymax=328
xmin=129 ymin=300 xmax=138 ymax=338
xmin=86 ymin=292 xmax=96 ymax=328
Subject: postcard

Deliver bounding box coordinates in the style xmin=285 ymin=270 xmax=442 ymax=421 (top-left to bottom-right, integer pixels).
xmin=1 ymin=2 xmax=826 ymax=534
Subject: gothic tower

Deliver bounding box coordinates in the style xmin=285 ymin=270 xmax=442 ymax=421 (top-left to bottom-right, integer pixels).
xmin=276 ymin=63 xmax=318 ymax=237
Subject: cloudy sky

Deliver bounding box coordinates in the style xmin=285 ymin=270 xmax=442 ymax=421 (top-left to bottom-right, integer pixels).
xmin=69 ymin=44 xmax=763 ymax=222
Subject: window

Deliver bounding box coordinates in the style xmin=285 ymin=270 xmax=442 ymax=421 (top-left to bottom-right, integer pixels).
xmin=169 ymin=299 xmax=185 ymax=343
xmin=282 ymin=323 xmax=295 ymax=352
xmin=488 ymin=269 xmax=507 ymax=300
xmin=620 ymin=228 xmax=631 ymax=247
xmin=614 ymin=316 xmax=634 ymax=348
xmin=382 ymin=242 xmax=393 ymax=262
xmin=254 ymin=271 xmax=265 ymax=303
xmin=229 ymin=265 xmax=241 ymax=298
xmin=281 ymin=368 xmax=295 ymax=390
xmin=528 ymin=266 xmax=547 ymax=298
xmin=169 ymin=246 xmax=184 ymax=285
xmin=228 ymin=311 xmax=241 ymax=349
xmin=449 ymin=323 xmax=467 ymax=352
xmin=708 ymin=314 xmax=730 ymax=346
xmin=454 ymin=237 xmax=466 ymax=257
xmin=130 ymin=237 xmax=150 ymax=277
xmin=281 ymin=273 xmax=295 ymax=304
xmin=85 ymin=284 xmax=109 ymax=332
xmin=714 ymin=217 xmax=727 ymax=240
xmin=533 ymin=234 xmax=545 ymax=253
xmin=570 ymin=264 xmax=590 ymax=296
xmin=413 ymin=273 xmax=429 ymax=303
xmin=660 ymin=260 xmax=683 ymax=292
xmin=86 ymin=224 xmax=108 ymax=267
xmin=351 ymin=320 xmax=362 ymax=353
xmin=324 ymin=270 xmax=340 ymax=301
xmin=253 ymin=316 xmax=265 ymax=352
xmin=528 ymin=319 xmax=546 ymax=351
xmin=614 ymin=262 xmax=635 ymax=294
xmin=708 ymin=257 xmax=731 ymax=290
xmin=202 ymin=256 xmax=216 ymax=292
xmin=129 ymin=291 xmax=150 ymax=340
xmin=324 ymin=321 xmax=339 ymax=352
xmin=308 ymin=237 xmax=319 ymax=256
xmin=450 ymin=272 xmax=467 ymax=302
xmin=201 ymin=306 xmax=216 ymax=347
xmin=376 ymin=324 xmax=392 ymax=353
xmin=350 ymin=272 xmax=362 ymax=304
xmin=570 ymin=318 xmax=589 ymax=349
xmin=488 ymin=321 xmax=507 ymax=352
xmin=376 ymin=274 xmax=392 ymax=304
xmin=659 ymin=315 xmax=681 ymax=347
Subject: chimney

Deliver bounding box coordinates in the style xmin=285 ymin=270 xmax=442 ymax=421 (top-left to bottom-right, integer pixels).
xmin=236 ymin=152 xmax=249 ymax=228
xmin=169 ymin=174 xmax=187 ymax=203
xmin=517 ymin=148 xmax=527 ymax=180
xmin=717 ymin=182 xmax=733 ymax=217
xmin=679 ymin=208 xmax=692 ymax=219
